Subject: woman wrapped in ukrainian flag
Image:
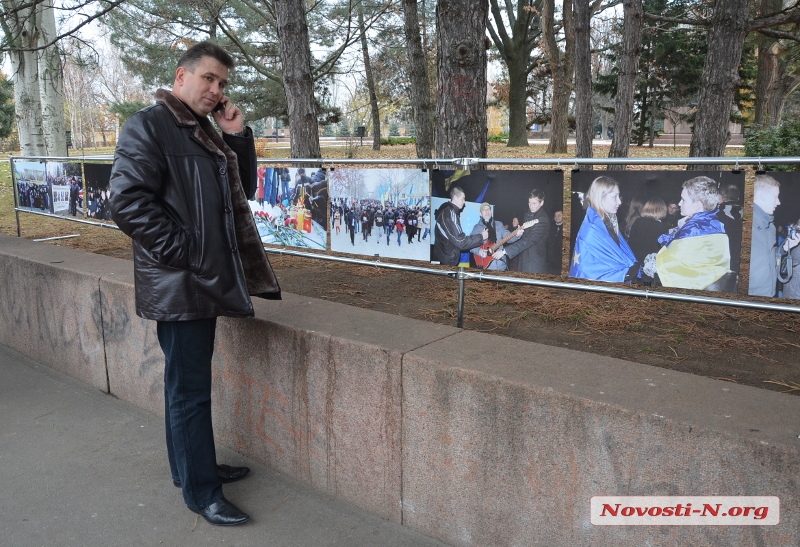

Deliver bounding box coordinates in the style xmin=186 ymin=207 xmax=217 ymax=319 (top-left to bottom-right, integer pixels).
xmin=649 ymin=176 xmax=731 ymax=290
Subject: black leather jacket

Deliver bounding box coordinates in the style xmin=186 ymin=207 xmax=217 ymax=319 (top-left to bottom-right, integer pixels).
xmin=433 ymin=201 xmax=484 ymax=266
xmin=109 ymin=89 xmax=280 ymax=321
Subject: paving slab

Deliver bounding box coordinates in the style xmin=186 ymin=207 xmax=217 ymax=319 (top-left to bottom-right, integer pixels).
xmin=0 ymin=343 xmax=448 ymax=547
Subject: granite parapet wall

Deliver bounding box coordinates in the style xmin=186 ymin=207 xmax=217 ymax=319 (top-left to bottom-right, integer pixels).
xmin=1 ymin=234 xmax=798 ymax=546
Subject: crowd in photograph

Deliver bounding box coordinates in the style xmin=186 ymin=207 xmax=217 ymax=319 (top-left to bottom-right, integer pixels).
xmin=85 ymin=187 xmax=113 ymax=221
xmin=17 ymin=182 xmax=51 ymax=211
xmin=330 ymin=197 xmax=431 ymax=247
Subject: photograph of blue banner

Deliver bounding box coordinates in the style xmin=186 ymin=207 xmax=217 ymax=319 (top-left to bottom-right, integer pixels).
xmin=13 ymin=160 xmax=48 ymax=213
xmin=249 ymin=167 xmax=327 ymax=250
xmin=748 ymin=171 xmax=800 ymax=299
xmin=329 ymin=168 xmax=431 ymax=261
xmin=570 ymin=170 xmax=745 ymax=293
xmin=430 ymin=169 xmax=564 ymax=274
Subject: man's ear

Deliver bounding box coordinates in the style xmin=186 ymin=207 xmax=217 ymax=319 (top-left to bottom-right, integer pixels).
xmin=174 ymin=66 xmax=186 ymax=90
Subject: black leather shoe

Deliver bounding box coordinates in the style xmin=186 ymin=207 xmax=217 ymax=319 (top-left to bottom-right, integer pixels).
xmin=173 ymin=464 xmax=251 ymax=487
xmin=216 ymin=464 xmax=250 ymax=483
xmin=190 ymin=497 xmax=249 ymax=526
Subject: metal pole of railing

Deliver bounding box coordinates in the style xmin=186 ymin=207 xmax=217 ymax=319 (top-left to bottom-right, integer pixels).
xmin=456 ymin=267 xmax=467 ymax=328
xmin=11 ymin=209 xmax=121 ymax=229
xmin=10 ymin=157 xmax=21 ymax=237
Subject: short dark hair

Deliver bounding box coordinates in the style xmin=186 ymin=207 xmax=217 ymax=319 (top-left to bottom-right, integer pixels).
xmin=177 ymin=41 xmax=235 ymax=71
xmin=529 ymin=189 xmax=545 ymax=201
xmin=450 ymin=186 xmax=465 ymax=199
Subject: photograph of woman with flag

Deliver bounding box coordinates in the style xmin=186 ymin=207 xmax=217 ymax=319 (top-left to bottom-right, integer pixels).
xmin=569 ymin=175 xmax=639 ymax=282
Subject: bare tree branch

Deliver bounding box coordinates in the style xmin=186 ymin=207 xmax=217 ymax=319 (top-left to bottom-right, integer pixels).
xmin=757 ymin=27 xmax=800 ymax=43
xmin=1 ymin=0 xmax=128 ymax=53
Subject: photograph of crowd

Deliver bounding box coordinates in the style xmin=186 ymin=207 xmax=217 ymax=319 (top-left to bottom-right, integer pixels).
xmin=46 ymin=161 xmax=84 ymax=217
xmin=430 ymin=169 xmax=564 ymax=274
xmin=83 ymin=163 xmax=114 ymax=222
xmin=328 ymin=168 xmax=431 ymax=261
xmin=249 ymin=166 xmax=328 ymax=250
xmin=749 ymin=171 xmax=800 ymax=299
xmin=569 ymin=170 xmax=745 ymax=293
xmin=13 ymin=161 xmax=49 ymax=213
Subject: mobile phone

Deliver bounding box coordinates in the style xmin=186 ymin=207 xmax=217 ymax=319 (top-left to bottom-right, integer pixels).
xmin=213 ymin=101 xmax=225 ymax=113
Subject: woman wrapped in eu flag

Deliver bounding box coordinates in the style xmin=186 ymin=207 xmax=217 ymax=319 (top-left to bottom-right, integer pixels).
xmin=569 ymin=176 xmax=640 ymax=283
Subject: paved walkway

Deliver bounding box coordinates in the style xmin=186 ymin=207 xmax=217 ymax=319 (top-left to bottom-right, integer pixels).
xmin=0 ymin=344 xmax=448 ymax=547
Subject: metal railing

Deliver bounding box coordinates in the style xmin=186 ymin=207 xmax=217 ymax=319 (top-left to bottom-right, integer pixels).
xmin=9 ymin=154 xmax=800 ymax=325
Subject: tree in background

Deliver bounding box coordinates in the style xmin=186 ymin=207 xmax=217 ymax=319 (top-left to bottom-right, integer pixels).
xmin=754 ymin=0 xmax=800 ymax=127
xmin=684 ymin=0 xmax=800 ymax=161
xmin=486 ymin=0 xmax=542 ymax=147
xmin=633 ymin=0 xmax=706 ymax=146
xmin=0 ymin=74 xmax=15 ymax=140
xmin=540 ymin=0 xmax=575 ymax=154
xmin=436 ymin=0 xmax=490 ymax=158
xmin=573 ymin=0 xmax=593 ymax=160
xmin=607 ymin=0 xmax=642 ymax=165
xmin=356 ymin=0 xmax=381 ymax=150
xmin=105 ymin=0 xmax=389 ymax=159
xmin=275 ymin=0 xmax=320 ymax=158
xmin=402 ymin=0 xmax=435 ymax=157
xmin=2 ymin=0 xmax=125 ymax=155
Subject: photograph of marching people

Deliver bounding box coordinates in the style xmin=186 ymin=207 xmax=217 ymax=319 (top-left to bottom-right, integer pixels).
xmin=249 ymin=166 xmax=328 ymax=250
xmin=84 ymin=163 xmax=114 ymax=221
xmin=430 ymin=169 xmax=564 ymax=274
xmin=748 ymin=171 xmax=800 ymax=299
xmin=46 ymin=161 xmax=84 ymax=218
xmin=13 ymin=160 xmax=49 ymax=213
xmin=328 ymin=168 xmax=431 ymax=261
xmin=569 ymin=170 xmax=744 ymax=293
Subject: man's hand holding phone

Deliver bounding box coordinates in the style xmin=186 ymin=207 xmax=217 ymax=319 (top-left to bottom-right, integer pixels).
xmin=211 ymin=96 xmax=245 ymax=135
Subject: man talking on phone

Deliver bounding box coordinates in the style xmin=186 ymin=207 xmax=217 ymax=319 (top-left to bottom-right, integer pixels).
xmin=109 ymin=41 xmax=281 ymax=526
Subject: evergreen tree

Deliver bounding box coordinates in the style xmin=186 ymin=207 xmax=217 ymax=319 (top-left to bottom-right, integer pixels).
xmin=596 ymin=0 xmax=707 ymax=146
xmin=0 ymin=75 xmax=14 ymax=139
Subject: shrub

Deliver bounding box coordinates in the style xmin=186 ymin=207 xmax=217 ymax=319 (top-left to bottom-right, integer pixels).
xmin=380 ymin=136 xmax=416 ymax=146
xmin=744 ymin=120 xmax=800 ymax=171
xmin=488 ymin=132 xmax=509 ymax=143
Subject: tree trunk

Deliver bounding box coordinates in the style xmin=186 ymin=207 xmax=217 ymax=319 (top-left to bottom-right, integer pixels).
xmin=38 ymin=0 xmax=67 ymax=156
xmin=689 ymin=0 xmax=750 ymax=163
xmin=754 ymin=40 xmax=786 ymax=127
xmin=6 ymin=1 xmax=47 ymax=156
xmin=573 ymin=0 xmax=592 ymax=160
xmin=608 ymin=0 xmax=642 ymax=168
xmin=357 ymin=2 xmax=381 ymax=150
xmin=275 ymin=0 xmax=321 ymax=159
xmin=435 ymin=0 xmax=489 ymax=158
xmin=402 ymin=0 xmax=435 ymax=157
xmin=754 ymin=0 xmax=785 ymax=127
xmin=506 ymin=56 xmax=530 ymax=147
xmin=541 ymin=0 xmax=575 ymax=154
xmin=487 ymin=0 xmax=539 ymax=148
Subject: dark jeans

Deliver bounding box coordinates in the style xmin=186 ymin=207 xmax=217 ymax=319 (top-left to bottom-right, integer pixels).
xmin=157 ymin=318 xmax=222 ymax=510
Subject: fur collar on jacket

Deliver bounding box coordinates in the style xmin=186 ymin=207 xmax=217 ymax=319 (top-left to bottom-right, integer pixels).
xmin=155 ymin=89 xmax=281 ymax=300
